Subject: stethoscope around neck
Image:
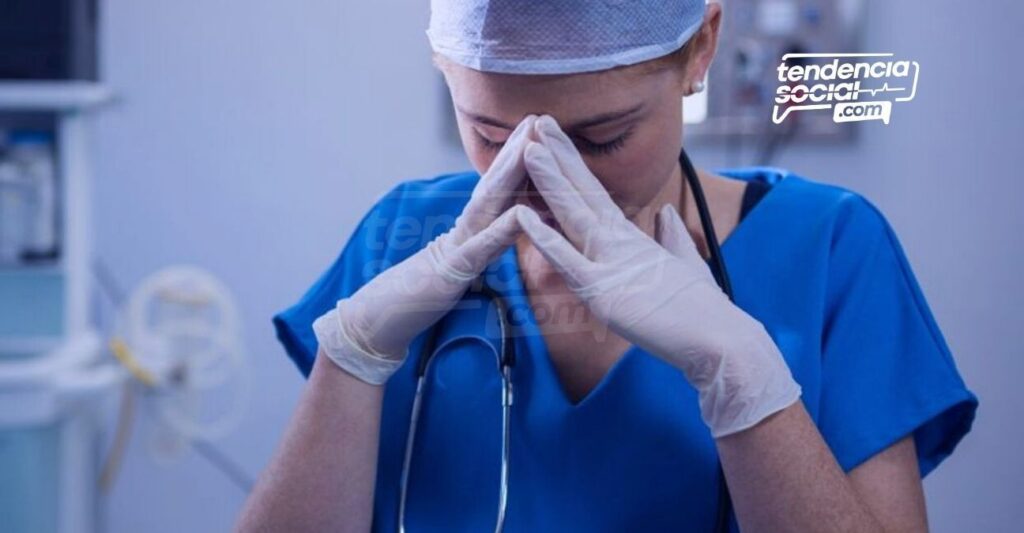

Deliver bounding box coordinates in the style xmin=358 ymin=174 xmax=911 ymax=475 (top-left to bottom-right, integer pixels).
xmin=397 ymin=282 xmax=514 ymax=533
xmin=397 ymin=147 xmax=735 ymax=533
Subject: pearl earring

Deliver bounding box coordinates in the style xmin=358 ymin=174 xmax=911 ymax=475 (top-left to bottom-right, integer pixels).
xmin=690 ymin=80 xmax=706 ymax=95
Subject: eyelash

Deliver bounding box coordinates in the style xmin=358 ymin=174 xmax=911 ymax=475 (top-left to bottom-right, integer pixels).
xmin=477 ymin=126 xmax=634 ymax=156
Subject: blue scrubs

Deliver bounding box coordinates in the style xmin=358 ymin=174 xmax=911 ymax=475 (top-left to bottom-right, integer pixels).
xmin=274 ymin=168 xmax=977 ymax=532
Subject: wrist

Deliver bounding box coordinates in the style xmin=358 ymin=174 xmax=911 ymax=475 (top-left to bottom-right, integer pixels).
xmin=312 ymin=303 xmax=407 ymax=386
xmin=694 ymin=319 xmax=803 ymax=438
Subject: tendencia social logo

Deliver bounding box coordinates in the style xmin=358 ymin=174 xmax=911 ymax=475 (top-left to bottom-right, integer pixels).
xmin=773 ymin=53 xmax=920 ymax=125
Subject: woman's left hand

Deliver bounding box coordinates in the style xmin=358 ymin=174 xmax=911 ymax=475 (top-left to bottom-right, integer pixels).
xmin=514 ymin=115 xmax=801 ymax=437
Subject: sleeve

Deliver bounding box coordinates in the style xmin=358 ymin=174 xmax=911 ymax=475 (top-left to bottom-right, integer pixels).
xmin=816 ymin=194 xmax=978 ymax=477
xmin=272 ymin=182 xmax=413 ymax=378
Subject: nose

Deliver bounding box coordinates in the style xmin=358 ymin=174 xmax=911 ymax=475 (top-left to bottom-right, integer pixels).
xmin=525 ymin=121 xmax=542 ymax=143
xmin=526 ymin=113 xmax=559 ymax=143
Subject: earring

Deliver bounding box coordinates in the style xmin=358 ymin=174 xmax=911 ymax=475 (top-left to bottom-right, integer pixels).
xmin=690 ymin=80 xmax=706 ymax=95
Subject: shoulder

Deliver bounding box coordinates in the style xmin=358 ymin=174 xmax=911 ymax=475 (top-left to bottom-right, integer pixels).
xmin=376 ymin=170 xmax=480 ymax=217
xmin=741 ymin=168 xmax=919 ymax=319
xmin=720 ymin=166 xmax=893 ymax=247
xmin=270 ymin=170 xmax=483 ymax=377
xmin=364 ymin=170 xmax=481 ymax=263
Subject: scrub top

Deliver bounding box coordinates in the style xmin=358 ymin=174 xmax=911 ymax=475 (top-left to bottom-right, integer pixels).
xmin=273 ymin=166 xmax=977 ymax=532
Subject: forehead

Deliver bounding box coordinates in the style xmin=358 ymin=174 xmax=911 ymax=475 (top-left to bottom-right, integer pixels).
xmin=442 ymin=60 xmax=675 ymax=122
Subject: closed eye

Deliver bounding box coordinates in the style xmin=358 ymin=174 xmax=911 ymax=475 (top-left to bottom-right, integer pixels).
xmin=475 ymin=126 xmax=634 ymax=156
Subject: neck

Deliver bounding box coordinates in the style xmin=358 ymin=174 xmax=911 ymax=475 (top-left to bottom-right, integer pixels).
xmin=628 ymin=157 xmax=687 ymax=240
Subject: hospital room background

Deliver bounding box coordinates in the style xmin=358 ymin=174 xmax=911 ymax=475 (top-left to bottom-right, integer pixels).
xmin=0 ymin=1 xmax=1020 ymax=532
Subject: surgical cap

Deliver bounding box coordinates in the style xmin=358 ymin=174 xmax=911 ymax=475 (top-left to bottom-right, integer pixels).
xmin=426 ymin=0 xmax=707 ymax=75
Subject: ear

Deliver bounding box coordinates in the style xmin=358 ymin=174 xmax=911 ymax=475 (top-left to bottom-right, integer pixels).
xmin=684 ymin=3 xmax=723 ymax=90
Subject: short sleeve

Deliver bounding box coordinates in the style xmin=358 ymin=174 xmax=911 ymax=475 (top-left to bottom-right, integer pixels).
xmin=272 ymin=182 xmax=415 ymax=378
xmin=817 ymin=194 xmax=977 ymax=477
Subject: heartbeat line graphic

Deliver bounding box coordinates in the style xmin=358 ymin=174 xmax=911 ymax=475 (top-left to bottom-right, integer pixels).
xmin=856 ymin=83 xmax=907 ymax=97
xmin=792 ymin=84 xmax=908 ymax=98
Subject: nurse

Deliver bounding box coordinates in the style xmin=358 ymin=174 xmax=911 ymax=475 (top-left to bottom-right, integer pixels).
xmin=238 ymin=2 xmax=976 ymax=532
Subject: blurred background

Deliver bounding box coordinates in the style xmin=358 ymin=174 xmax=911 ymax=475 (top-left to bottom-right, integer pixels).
xmin=0 ymin=1 xmax=1020 ymax=532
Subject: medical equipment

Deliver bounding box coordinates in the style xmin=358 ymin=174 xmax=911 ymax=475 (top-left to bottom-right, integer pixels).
xmin=110 ymin=266 xmax=249 ymax=451
xmin=90 ymin=262 xmax=255 ymax=495
xmin=0 ymin=332 xmax=118 ymax=533
xmin=688 ymin=0 xmax=866 ymax=143
xmin=397 ymin=147 xmax=740 ymax=533
xmin=0 ymin=131 xmax=58 ymax=265
xmin=426 ymin=0 xmax=706 ymax=75
xmin=0 ymin=148 xmax=26 ymax=264
xmin=0 ymin=82 xmax=113 ymax=533
xmin=398 ymin=281 xmax=514 ymax=533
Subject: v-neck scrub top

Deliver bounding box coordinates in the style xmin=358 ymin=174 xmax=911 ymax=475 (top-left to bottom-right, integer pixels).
xmin=273 ymin=166 xmax=977 ymax=532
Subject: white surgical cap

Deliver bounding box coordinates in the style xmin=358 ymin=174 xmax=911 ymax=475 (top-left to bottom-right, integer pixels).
xmin=426 ymin=0 xmax=707 ymax=75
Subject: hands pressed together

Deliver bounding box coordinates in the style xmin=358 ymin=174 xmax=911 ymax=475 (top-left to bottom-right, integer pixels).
xmin=313 ymin=115 xmax=800 ymax=437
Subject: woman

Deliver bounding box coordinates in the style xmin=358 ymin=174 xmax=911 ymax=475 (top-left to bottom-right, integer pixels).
xmin=239 ymin=2 xmax=976 ymax=531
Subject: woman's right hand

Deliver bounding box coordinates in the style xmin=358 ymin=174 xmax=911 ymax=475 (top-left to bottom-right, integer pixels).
xmin=313 ymin=115 xmax=538 ymax=385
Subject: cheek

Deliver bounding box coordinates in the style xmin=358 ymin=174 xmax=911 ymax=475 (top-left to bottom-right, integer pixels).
xmin=456 ymin=120 xmax=505 ymax=177
xmin=467 ymin=148 xmax=496 ymax=177
xmin=586 ymin=131 xmax=679 ymax=212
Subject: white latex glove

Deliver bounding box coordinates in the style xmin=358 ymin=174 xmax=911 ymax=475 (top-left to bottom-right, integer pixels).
xmin=514 ymin=115 xmax=801 ymax=437
xmin=313 ymin=115 xmax=538 ymax=385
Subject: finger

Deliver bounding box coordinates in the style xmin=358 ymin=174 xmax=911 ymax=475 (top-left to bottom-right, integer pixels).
xmin=656 ymin=203 xmax=716 ymax=283
xmin=449 ymin=204 xmax=528 ymax=275
xmin=656 ymin=203 xmax=700 ymax=260
xmin=515 ymin=206 xmax=593 ymax=291
xmin=465 ymin=115 xmax=537 ymax=217
xmin=534 ymin=115 xmax=622 ymax=215
xmin=523 ymin=141 xmax=598 ymax=248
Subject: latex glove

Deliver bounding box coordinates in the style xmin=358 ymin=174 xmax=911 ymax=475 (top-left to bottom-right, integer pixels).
xmin=313 ymin=115 xmax=538 ymax=385
xmin=514 ymin=115 xmax=801 ymax=437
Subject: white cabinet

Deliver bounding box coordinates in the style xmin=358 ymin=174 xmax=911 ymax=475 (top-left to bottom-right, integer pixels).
xmin=0 ymin=82 xmax=118 ymax=533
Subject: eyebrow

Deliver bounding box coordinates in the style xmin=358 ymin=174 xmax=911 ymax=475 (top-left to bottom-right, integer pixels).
xmin=457 ymin=103 xmax=645 ymax=131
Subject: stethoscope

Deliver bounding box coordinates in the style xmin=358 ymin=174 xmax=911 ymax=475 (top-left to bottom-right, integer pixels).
xmin=397 ymin=147 xmax=735 ymax=533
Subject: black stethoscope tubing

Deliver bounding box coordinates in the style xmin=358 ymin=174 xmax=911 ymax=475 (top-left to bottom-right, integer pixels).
xmin=680 ymin=147 xmax=736 ymax=533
